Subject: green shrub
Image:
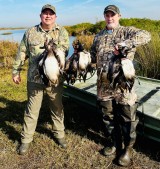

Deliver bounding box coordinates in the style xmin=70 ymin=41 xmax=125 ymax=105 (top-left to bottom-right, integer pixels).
xmin=65 ymin=18 xmax=160 ymax=36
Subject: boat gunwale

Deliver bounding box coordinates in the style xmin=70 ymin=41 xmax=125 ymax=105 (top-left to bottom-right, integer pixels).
xmin=63 ymin=83 xmax=160 ymax=121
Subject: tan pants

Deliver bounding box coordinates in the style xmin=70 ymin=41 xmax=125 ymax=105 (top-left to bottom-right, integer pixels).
xmin=21 ymin=81 xmax=65 ymax=143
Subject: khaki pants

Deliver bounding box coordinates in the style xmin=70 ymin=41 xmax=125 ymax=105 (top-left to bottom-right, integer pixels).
xmin=21 ymin=81 xmax=65 ymax=143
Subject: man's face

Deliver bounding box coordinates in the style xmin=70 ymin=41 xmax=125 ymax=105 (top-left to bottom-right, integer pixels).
xmin=104 ymin=11 xmax=121 ymax=29
xmin=40 ymin=9 xmax=57 ymax=26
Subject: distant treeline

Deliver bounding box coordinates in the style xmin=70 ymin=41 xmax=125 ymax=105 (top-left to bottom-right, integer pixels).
xmin=65 ymin=18 xmax=160 ymax=36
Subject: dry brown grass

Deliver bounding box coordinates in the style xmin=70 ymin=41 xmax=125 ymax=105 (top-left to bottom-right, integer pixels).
xmin=0 ymin=40 xmax=18 ymax=68
xmin=135 ymin=32 xmax=160 ymax=79
xmin=74 ymin=35 xmax=94 ymax=51
xmin=0 ymin=67 xmax=160 ymax=169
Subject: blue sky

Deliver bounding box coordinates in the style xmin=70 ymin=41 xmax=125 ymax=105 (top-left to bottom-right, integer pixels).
xmin=0 ymin=0 xmax=159 ymax=28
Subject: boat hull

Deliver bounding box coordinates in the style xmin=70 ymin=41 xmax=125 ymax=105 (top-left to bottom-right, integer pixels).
xmin=63 ymin=79 xmax=160 ymax=142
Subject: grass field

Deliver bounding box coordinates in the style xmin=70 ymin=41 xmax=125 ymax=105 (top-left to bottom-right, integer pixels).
xmin=0 ymin=67 xmax=160 ymax=169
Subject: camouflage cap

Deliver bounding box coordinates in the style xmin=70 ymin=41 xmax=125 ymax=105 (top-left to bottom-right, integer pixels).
xmin=104 ymin=5 xmax=120 ymax=14
xmin=41 ymin=4 xmax=56 ymax=14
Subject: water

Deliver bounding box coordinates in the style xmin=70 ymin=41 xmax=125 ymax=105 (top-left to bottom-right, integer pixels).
xmin=0 ymin=29 xmax=75 ymax=58
xmin=0 ymin=29 xmax=26 ymax=42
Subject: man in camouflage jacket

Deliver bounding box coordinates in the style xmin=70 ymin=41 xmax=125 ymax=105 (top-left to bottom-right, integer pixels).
xmin=12 ymin=4 xmax=69 ymax=155
xmin=90 ymin=5 xmax=151 ymax=166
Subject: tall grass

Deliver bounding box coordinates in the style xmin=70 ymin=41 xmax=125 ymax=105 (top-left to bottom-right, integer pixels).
xmin=74 ymin=35 xmax=94 ymax=51
xmin=135 ymin=32 xmax=160 ymax=79
xmin=0 ymin=40 xmax=18 ymax=67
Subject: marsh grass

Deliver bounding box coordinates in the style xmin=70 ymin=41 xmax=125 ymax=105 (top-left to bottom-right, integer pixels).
xmin=1 ymin=32 xmax=12 ymax=35
xmin=0 ymin=40 xmax=18 ymax=67
xmin=74 ymin=35 xmax=94 ymax=51
xmin=135 ymin=32 xmax=160 ymax=79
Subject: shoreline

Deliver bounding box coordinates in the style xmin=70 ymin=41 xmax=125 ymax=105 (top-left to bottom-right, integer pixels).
xmin=0 ymin=27 xmax=27 ymax=30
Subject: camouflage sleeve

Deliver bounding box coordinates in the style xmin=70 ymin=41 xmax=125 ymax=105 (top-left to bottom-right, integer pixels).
xmin=90 ymin=35 xmax=98 ymax=63
xmin=119 ymin=26 xmax=151 ymax=49
xmin=12 ymin=32 xmax=29 ymax=75
xmin=57 ymin=27 xmax=69 ymax=57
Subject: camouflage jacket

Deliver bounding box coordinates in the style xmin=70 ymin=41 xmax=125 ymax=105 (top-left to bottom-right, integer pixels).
xmin=12 ymin=23 xmax=69 ymax=84
xmin=90 ymin=25 xmax=151 ymax=103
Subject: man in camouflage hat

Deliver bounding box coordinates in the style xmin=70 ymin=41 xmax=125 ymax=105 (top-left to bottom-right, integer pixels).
xmin=12 ymin=4 xmax=69 ymax=154
xmin=90 ymin=4 xmax=151 ymax=166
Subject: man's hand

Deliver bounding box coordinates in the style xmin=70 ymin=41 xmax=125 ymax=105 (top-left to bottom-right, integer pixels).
xmin=117 ymin=42 xmax=127 ymax=48
xmin=113 ymin=44 xmax=120 ymax=55
xmin=12 ymin=74 xmax=21 ymax=84
xmin=113 ymin=42 xmax=129 ymax=56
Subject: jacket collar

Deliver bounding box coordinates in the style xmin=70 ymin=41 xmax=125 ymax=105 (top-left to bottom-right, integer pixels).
xmin=38 ymin=23 xmax=60 ymax=32
xmin=104 ymin=24 xmax=121 ymax=34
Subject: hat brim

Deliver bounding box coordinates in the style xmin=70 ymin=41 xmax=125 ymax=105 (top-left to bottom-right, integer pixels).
xmin=104 ymin=9 xmax=118 ymax=14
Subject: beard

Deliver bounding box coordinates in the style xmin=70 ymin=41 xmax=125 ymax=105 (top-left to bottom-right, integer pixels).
xmin=107 ymin=23 xmax=117 ymax=29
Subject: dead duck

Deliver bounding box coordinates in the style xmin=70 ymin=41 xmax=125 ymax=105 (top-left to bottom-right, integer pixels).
xmin=72 ymin=40 xmax=84 ymax=53
xmin=109 ymin=47 xmax=135 ymax=92
xmin=78 ymin=51 xmax=91 ymax=82
xmin=64 ymin=54 xmax=78 ymax=85
xmin=38 ymin=38 xmax=63 ymax=86
xmin=47 ymin=38 xmax=65 ymax=73
xmin=72 ymin=40 xmax=94 ymax=83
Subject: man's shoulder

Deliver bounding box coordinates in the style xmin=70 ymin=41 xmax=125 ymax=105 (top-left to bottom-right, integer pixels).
xmin=96 ymin=26 xmax=126 ymax=35
xmin=25 ymin=25 xmax=39 ymax=34
xmin=117 ymin=25 xmax=139 ymax=31
xmin=55 ymin=23 xmax=69 ymax=35
xmin=55 ymin=23 xmax=65 ymax=30
xmin=95 ymin=29 xmax=106 ymax=37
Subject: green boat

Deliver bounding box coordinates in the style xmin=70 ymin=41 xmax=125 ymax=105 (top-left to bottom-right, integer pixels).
xmin=63 ymin=73 xmax=160 ymax=142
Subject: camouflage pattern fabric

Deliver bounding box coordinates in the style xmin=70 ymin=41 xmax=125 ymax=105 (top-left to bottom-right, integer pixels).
xmin=90 ymin=25 xmax=151 ymax=106
xmin=12 ymin=23 xmax=69 ymax=84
